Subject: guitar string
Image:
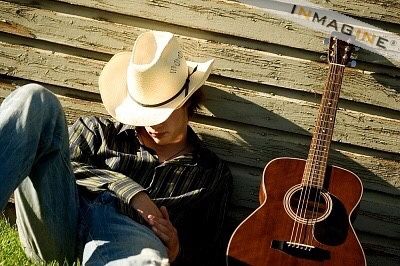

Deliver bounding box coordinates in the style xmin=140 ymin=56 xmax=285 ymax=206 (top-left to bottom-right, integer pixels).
xmin=289 ymin=40 xmax=340 ymax=246
xmin=288 ymin=62 xmax=334 ymax=246
xmin=299 ymin=63 xmax=338 ymax=247
xmin=289 ymin=85 xmax=326 ymax=245
xmin=290 ymin=56 xmax=346 ymax=246
xmin=306 ymin=52 xmax=347 ymax=246
xmin=294 ymin=64 xmax=337 ymax=246
xmin=306 ymin=63 xmax=337 ymax=245
xmin=306 ymin=64 xmax=344 ymax=246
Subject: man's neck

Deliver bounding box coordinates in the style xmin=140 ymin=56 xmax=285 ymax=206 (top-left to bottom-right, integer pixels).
xmin=137 ymin=128 xmax=191 ymax=162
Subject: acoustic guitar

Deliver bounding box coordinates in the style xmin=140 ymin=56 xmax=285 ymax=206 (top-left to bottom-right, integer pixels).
xmin=226 ymin=36 xmax=367 ymax=265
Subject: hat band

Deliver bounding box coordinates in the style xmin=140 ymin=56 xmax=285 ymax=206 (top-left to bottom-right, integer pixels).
xmin=130 ymin=65 xmax=198 ymax=108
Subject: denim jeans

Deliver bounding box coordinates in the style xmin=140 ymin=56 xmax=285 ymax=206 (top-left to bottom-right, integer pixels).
xmin=0 ymin=84 xmax=169 ymax=265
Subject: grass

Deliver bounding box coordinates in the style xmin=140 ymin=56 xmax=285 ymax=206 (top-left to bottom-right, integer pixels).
xmin=0 ymin=216 xmax=33 ymax=266
xmin=0 ymin=216 xmax=66 ymax=266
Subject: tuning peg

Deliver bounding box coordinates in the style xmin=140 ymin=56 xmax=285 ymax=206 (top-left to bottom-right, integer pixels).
xmin=348 ymin=60 xmax=357 ymax=67
xmin=323 ymin=38 xmax=329 ymax=45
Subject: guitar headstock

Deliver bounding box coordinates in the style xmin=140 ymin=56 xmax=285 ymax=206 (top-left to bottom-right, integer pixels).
xmin=327 ymin=34 xmax=355 ymax=66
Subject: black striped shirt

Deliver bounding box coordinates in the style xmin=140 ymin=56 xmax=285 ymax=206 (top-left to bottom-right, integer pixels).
xmin=69 ymin=116 xmax=232 ymax=265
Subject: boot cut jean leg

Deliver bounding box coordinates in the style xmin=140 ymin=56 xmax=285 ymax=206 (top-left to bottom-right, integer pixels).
xmin=0 ymin=83 xmax=78 ymax=264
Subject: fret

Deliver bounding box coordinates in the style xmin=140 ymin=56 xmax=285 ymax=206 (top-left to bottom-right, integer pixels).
xmin=316 ymin=116 xmax=335 ymax=122
xmin=303 ymin=168 xmax=327 ymax=178
xmin=312 ymin=132 xmax=334 ymax=139
xmin=310 ymin=137 xmax=332 ymax=145
xmin=305 ymin=161 xmax=329 ymax=170
xmin=305 ymin=155 xmax=329 ymax=165
xmin=301 ymin=174 xmax=326 ymax=183
xmin=303 ymin=172 xmax=326 ymax=181
xmin=325 ymin=81 xmax=344 ymax=87
xmin=302 ymin=176 xmax=325 ymax=184
xmin=314 ymin=125 xmax=334 ymax=132
xmin=313 ymin=125 xmax=335 ymax=133
xmin=305 ymin=158 xmax=328 ymax=167
xmin=322 ymin=95 xmax=340 ymax=101
xmin=329 ymin=63 xmax=346 ymax=67
xmin=304 ymin=166 xmax=328 ymax=174
xmin=309 ymin=142 xmax=331 ymax=151
xmin=322 ymin=87 xmax=341 ymax=93
xmin=301 ymin=176 xmax=325 ymax=186
xmin=300 ymin=180 xmax=324 ymax=189
xmin=308 ymin=149 xmax=329 ymax=158
xmin=310 ymin=141 xmax=330 ymax=147
xmin=303 ymin=171 xmax=326 ymax=180
xmin=307 ymin=148 xmax=329 ymax=156
xmin=318 ymin=105 xmax=339 ymax=111
xmin=316 ymin=118 xmax=336 ymax=125
xmin=323 ymin=88 xmax=342 ymax=94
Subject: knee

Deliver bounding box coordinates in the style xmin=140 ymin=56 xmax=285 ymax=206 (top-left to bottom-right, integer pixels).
xmin=15 ymin=83 xmax=61 ymax=111
xmin=18 ymin=83 xmax=56 ymax=101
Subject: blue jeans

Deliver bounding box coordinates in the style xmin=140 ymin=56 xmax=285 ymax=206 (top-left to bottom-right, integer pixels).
xmin=0 ymin=84 xmax=168 ymax=265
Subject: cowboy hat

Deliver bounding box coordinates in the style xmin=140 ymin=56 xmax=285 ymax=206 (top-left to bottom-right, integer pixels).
xmin=98 ymin=31 xmax=214 ymax=126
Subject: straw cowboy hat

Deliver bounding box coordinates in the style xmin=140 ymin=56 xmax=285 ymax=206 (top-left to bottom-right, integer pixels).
xmin=98 ymin=31 xmax=214 ymax=126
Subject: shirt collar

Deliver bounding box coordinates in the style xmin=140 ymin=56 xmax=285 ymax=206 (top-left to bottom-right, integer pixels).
xmin=117 ymin=123 xmax=136 ymax=136
xmin=117 ymin=122 xmax=202 ymax=146
xmin=116 ymin=122 xmax=205 ymax=161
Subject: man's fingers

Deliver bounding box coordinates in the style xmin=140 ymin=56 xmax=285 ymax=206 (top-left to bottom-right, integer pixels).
xmin=148 ymin=215 xmax=176 ymax=242
xmin=152 ymin=225 xmax=170 ymax=242
xmin=149 ymin=216 xmax=171 ymax=234
xmin=160 ymin=206 xmax=169 ymax=220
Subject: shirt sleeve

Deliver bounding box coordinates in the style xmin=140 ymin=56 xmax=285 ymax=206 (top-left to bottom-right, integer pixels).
xmin=69 ymin=116 xmax=145 ymax=204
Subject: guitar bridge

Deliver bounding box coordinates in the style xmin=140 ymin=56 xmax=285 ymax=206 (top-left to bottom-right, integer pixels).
xmin=271 ymin=240 xmax=330 ymax=261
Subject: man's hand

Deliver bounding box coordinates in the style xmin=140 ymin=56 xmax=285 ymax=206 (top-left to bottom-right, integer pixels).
xmin=148 ymin=206 xmax=180 ymax=262
xmin=129 ymin=191 xmax=162 ymax=218
xmin=130 ymin=193 xmax=180 ymax=261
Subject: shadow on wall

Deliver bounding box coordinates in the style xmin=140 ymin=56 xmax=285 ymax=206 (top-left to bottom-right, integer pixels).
xmin=196 ymin=80 xmax=399 ymax=261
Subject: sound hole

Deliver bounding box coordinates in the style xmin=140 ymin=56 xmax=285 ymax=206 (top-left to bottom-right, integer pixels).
xmin=284 ymin=185 xmax=332 ymax=224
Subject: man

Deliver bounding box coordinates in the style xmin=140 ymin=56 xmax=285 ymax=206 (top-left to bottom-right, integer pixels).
xmin=0 ymin=31 xmax=232 ymax=265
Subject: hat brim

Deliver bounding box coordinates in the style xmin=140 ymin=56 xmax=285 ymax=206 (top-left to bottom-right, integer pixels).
xmin=99 ymin=52 xmax=214 ymax=126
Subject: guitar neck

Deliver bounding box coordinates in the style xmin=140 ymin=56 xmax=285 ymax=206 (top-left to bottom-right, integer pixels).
xmin=302 ymin=63 xmax=346 ymax=188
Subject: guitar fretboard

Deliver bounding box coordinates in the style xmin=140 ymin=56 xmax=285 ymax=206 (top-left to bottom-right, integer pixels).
xmin=302 ymin=64 xmax=345 ymax=189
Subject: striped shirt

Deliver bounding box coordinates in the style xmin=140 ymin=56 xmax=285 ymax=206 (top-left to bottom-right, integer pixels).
xmin=68 ymin=116 xmax=232 ymax=265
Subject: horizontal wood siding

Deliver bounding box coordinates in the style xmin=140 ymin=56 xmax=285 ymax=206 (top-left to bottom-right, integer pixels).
xmin=0 ymin=0 xmax=399 ymax=264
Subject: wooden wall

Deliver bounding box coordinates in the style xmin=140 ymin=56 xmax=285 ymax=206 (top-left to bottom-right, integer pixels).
xmin=0 ymin=0 xmax=399 ymax=265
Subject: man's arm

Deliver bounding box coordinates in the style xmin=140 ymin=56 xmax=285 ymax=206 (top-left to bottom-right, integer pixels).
xmin=69 ymin=116 xmax=180 ymax=261
xmin=69 ymin=116 xmax=161 ymax=217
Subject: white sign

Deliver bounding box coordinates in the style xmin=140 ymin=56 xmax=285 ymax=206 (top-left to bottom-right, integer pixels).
xmin=237 ymin=0 xmax=400 ymax=63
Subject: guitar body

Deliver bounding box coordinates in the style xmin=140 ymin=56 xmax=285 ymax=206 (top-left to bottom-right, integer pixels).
xmin=227 ymin=157 xmax=366 ymax=266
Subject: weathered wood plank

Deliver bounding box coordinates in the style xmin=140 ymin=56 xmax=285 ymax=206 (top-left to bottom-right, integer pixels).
xmin=1 ymin=1 xmax=399 ymax=111
xmin=0 ymin=78 xmax=398 ymax=195
xmin=309 ymin=0 xmax=400 ymax=25
xmin=358 ymin=233 xmax=400 ymax=265
xmin=0 ymin=41 xmax=399 ymax=153
xmin=191 ymin=120 xmax=400 ymax=194
xmin=0 ymin=0 xmax=135 ymax=54
xmin=2 ymin=1 xmax=398 ymax=70
xmin=47 ymin=0 xmax=400 ymax=66
xmin=202 ymin=81 xmax=400 ymax=153
xmin=0 ymin=41 xmax=101 ymax=93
